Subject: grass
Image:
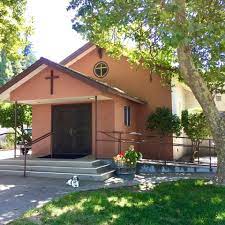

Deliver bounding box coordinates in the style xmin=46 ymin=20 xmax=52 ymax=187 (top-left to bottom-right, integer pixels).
xmin=10 ymin=179 xmax=225 ymax=225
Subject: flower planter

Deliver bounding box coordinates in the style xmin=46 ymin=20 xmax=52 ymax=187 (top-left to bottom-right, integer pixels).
xmin=113 ymin=145 xmax=141 ymax=180
xmin=115 ymin=162 xmax=136 ymax=180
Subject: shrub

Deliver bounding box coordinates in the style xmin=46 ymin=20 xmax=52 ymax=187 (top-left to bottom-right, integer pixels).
xmin=181 ymin=110 xmax=211 ymax=142
xmin=0 ymin=133 xmax=15 ymax=149
xmin=0 ymin=103 xmax=32 ymax=143
xmin=181 ymin=110 xmax=211 ymax=161
xmin=146 ymin=107 xmax=181 ymax=136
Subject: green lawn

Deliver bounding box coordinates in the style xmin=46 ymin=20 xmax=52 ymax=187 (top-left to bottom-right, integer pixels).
xmin=10 ymin=179 xmax=225 ymax=225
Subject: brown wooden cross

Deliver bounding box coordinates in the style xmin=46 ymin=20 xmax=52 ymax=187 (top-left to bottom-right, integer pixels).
xmin=45 ymin=70 xmax=59 ymax=95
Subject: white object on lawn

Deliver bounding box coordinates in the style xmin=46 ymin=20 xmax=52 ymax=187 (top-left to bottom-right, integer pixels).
xmin=66 ymin=175 xmax=79 ymax=188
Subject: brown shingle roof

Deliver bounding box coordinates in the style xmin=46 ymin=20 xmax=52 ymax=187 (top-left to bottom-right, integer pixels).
xmin=60 ymin=42 xmax=95 ymax=65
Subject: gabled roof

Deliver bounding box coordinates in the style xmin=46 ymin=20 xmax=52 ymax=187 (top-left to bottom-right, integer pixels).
xmin=60 ymin=42 xmax=95 ymax=66
xmin=0 ymin=57 xmax=146 ymax=104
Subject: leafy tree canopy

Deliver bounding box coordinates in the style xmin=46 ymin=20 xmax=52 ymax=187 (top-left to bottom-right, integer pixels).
xmin=0 ymin=0 xmax=32 ymax=59
xmin=0 ymin=0 xmax=34 ymax=85
xmin=146 ymin=107 xmax=181 ymax=136
xmin=0 ymin=44 xmax=36 ymax=85
xmin=68 ymin=0 xmax=225 ymax=182
xmin=68 ymin=0 xmax=225 ymax=93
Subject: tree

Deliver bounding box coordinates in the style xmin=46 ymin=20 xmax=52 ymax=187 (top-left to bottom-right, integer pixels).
xmin=0 ymin=0 xmax=33 ymax=84
xmin=68 ymin=0 xmax=225 ymax=182
xmin=0 ymin=103 xmax=32 ymax=142
xmin=0 ymin=0 xmax=31 ymax=58
xmin=181 ymin=110 xmax=211 ymax=161
xmin=0 ymin=44 xmax=36 ymax=85
xmin=146 ymin=107 xmax=181 ymax=136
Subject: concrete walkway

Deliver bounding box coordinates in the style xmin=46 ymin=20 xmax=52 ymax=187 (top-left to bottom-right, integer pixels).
xmin=0 ymin=150 xmax=21 ymax=160
xmin=0 ymin=173 xmax=213 ymax=224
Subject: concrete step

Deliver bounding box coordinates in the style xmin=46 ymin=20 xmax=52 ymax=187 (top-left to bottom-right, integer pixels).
xmin=0 ymin=158 xmax=115 ymax=181
xmin=0 ymin=164 xmax=111 ymax=174
xmin=0 ymin=159 xmax=103 ymax=167
xmin=0 ymin=169 xmax=115 ymax=181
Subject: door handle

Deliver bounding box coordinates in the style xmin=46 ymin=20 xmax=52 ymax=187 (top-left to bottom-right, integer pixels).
xmin=69 ymin=128 xmax=77 ymax=136
xmin=69 ymin=128 xmax=73 ymax=136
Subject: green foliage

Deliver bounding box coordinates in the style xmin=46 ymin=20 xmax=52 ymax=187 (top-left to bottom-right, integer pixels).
xmin=146 ymin=107 xmax=181 ymax=136
xmin=0 ymin=46 xmax=36 ymax=85
xmin=181 ymin=110 xmax=211 ymax=142
xmin=0 ymin=103 xmax=32 ymax=141
xmin=124 ymin=145 xmax=142 ymax=166
xmin=114 ymin=145 xmax=142 ymax=166
xmin=0 ymin=0 xmax=32 ymax=59
xmin=68 ymin=0 xmax=225 ymax=92
xmin=1 ymin=133 xmax=15 ymax=149
xmin=0 ymin=0 xmax=34 ymax=85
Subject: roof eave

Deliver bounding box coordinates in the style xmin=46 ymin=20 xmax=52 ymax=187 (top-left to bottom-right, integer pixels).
xmin=60 ymin=42 xmax=95 ymax=65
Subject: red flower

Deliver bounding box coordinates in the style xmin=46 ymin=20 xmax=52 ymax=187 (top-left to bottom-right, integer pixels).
xmin=119 ymin=152 xmax=125 ymax=156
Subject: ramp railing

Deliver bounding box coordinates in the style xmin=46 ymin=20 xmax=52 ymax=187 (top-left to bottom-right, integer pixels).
xmin=97 ymin=131 xmax=216 ymax=169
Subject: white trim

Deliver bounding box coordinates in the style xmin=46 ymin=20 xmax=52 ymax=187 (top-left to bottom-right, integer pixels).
xmin=18 ymin=95 xmax=111 ymax=105
xmin=0 ymin=65 xmax=47 ymax=101
xmin=64 ymin=45 xmax=96 ymax=67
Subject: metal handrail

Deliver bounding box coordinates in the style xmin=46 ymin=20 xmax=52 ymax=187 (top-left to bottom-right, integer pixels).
xmin=97 ymin=130 xmax=216 ymax=169
xmin=26 ymin=131 xmax=53 ymax=147
xmin=23 ymin=131 xmax=54 ymax=177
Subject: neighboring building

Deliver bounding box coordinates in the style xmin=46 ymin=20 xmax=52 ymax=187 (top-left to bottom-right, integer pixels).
xmin=172 ymin=81 xmax=225 ymax=116
xmin=172 ymin=82 xmax=199 ymax=116
xmin=172 ymin=82 xmax=223 ymax=160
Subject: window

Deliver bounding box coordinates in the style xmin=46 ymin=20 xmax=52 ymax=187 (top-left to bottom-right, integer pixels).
xmin=216 ymin=95 xmax=222 ymax=101
xmin=124 ymin=106 xmax=131 ymax=126
xmin=93 ymin=61 xmax=109 ymax=78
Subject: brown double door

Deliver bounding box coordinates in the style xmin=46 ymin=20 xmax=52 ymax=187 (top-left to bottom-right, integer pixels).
xmin=52 ymin=104 xmax=92 ymax=158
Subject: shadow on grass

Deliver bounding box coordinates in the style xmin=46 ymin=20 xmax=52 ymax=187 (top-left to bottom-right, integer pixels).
xmin=11 ymin=179 xmax=225 ymax=225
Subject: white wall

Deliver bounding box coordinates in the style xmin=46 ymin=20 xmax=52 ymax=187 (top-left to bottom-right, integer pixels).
xmin=172 ymin=85 xmax=186 ymax=116
xmin=172 ymin=83 xmax=202 ymax=160
xmin=172 ymin=83 xmax=225 ymax=160
xmin=172 ymin=84 xmax=188 ymax=160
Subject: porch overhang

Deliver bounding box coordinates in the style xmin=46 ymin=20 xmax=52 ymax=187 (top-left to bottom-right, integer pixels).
xmin=0 ymin=57 xmax=147 ymax=105
xmin=17 ymin=95 xmax=111 ymax=105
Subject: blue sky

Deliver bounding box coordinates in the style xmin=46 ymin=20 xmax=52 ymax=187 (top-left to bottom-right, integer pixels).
xmin=27 ymin=0 xmax=86 ymax=62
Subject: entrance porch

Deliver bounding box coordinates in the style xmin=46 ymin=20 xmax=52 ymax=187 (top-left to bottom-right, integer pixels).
xmin=31 ymin=94 xmax=141 ymax=159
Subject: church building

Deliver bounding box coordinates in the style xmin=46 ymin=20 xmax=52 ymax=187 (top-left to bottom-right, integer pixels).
xmin=0 ymin=42 xmax=174 ymax=160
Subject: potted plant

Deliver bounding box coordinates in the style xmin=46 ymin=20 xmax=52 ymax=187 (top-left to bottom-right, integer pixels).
xmin=113 ymin=145 xmax=142 ymax=180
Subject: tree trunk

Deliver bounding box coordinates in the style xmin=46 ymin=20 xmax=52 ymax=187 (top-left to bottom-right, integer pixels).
xmin=175 ymin=0 xmax=225 ymax=182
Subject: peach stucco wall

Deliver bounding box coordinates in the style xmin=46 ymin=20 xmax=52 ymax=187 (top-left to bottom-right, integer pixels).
xmin=32 ymin=104 xmax=51 ymax=156
xmin=10 ymin=66 xmax=101 ymax=102
xmin=31 ymin=98 xmax=137 ymax=158
xmin=70 ymin=49 xmax=173 ymax=159
xmin=70 ymin=49 xmax=172 ymax=111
